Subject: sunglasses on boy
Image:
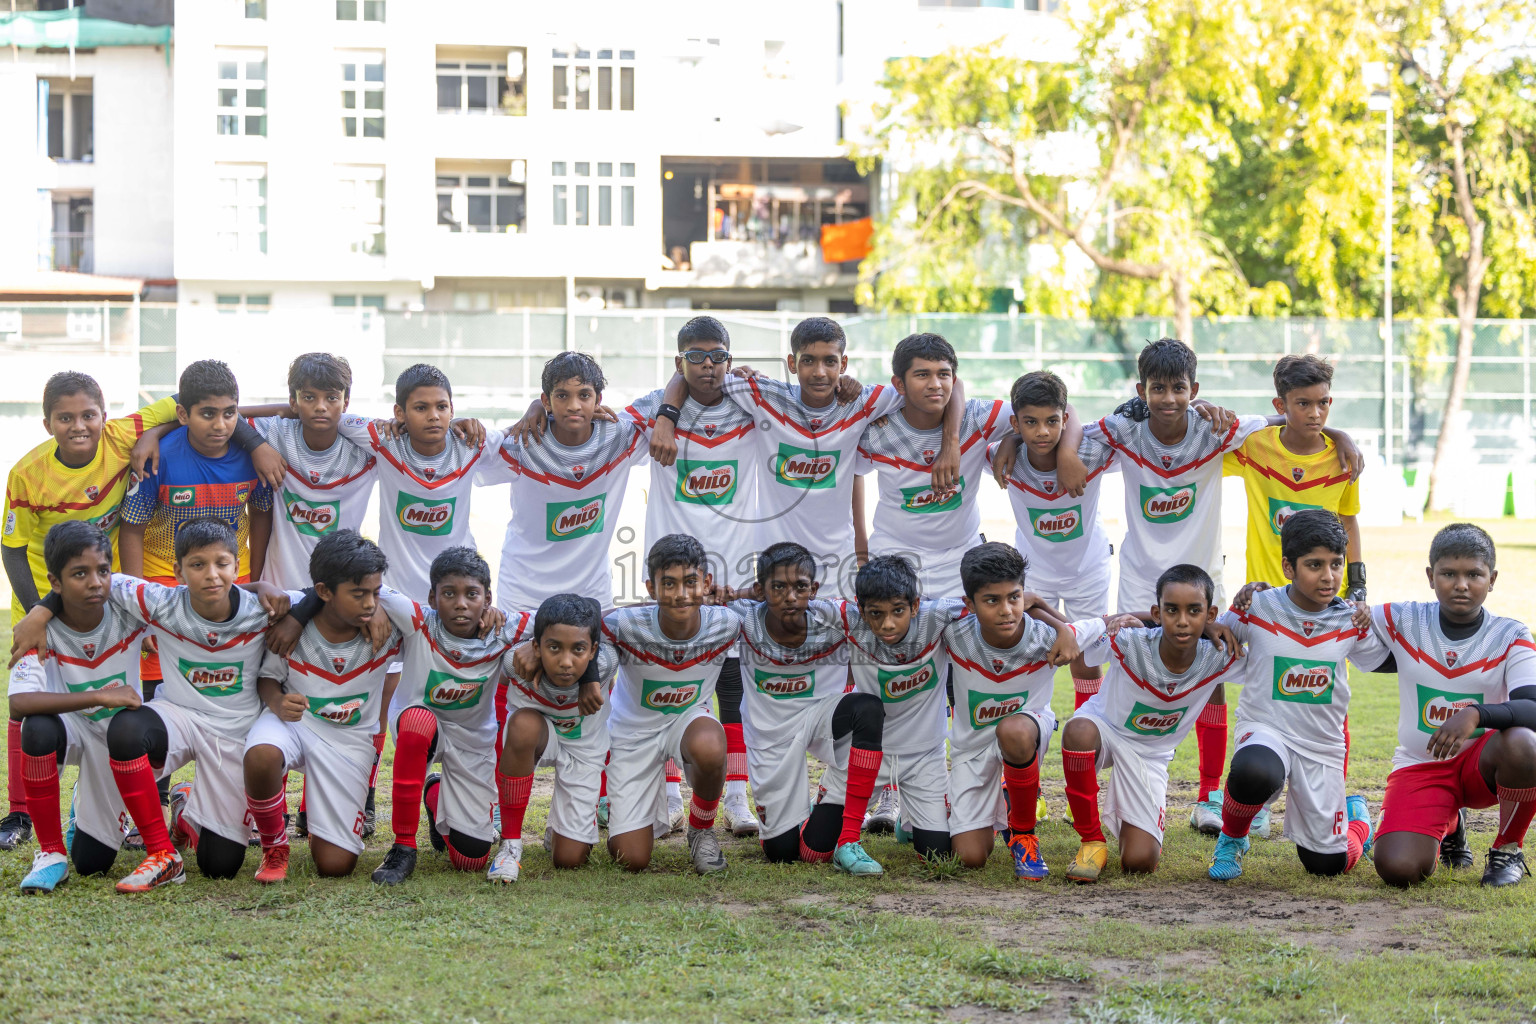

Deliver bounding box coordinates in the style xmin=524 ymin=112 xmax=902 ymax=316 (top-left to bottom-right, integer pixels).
xmin=681 ymin=349 xmax=732 ymax=365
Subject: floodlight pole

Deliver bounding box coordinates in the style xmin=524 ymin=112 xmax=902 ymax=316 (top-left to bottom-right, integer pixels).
xmin=1382 ymin=102 xmax=1394 ymax=468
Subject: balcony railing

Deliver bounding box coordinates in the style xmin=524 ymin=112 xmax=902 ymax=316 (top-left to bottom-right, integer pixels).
xmin=43 ymin=232 xmax=93 ymax=273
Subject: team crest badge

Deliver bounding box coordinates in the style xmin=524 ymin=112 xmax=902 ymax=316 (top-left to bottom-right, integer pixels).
xmin=236 ymin=487 xmax=249 ymax=504
xmin=922 ymin=450 xmax=935 ymax=464
xmin=703 ymin=423 xmax=716 ymax=437
xmin=332 ymin=657 xmax=347 ymax=673
xmin=809 ymin=418 xmax=823 ymax=430
xmin=991 ymin=658 xmax=1005 ymax=673
xmin=82 ymin=642 xmax=96 ymax=659
xmin=85 ymin=485 xmax=99 ymax=502
xmin=1292 ymin=467 xmax=1305 ymax=483
xmin=309 ymin=470 xmax=321 ymax=484
xmin=1238 ymin=731 xmax=1253 ymax=744
xmin=423 ymin=467 xmax=436 ymax=480
xmin=1044 ymin=481 xmax=1055 ymax=493
xmin=572 ymin=465 xmax=586 ymax=481
xmin=206 ymin=631 xmax=219 ymax=645
xmin=1446 ymin=651 xmax=1459 ymax=667
xmin=672 ymin=648 xmax=686 ymax=663
xmin=1159 ymin=455 xmax=1172 ymax=469
xmin=1302 ymin=620 xmax=1316 ymax=636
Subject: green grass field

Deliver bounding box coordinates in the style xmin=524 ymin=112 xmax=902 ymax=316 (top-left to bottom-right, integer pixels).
xmin=3 ymin=520 xmax=1536 ymax=1024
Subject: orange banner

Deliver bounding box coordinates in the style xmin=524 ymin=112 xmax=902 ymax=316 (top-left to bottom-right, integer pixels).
xmin=820 ymin=217 xmax=873 ymax=263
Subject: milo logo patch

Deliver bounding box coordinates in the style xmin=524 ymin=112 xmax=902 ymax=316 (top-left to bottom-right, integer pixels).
xmin=1272 ymin=656 xmax=1335 ymax=704
xmin=424 ymin=669 xmax=488 ymax=711
xmin=307 ymin=692 xmax=369 ymax=727
xmin=641 ymin=678 xmax=701 ymax=714
xmin=67 ymin=672 xmax=130 ymax=722
xmin=546 ymin=494 xmax=606 ymax=541
xmin=877 ymin=659 xmax=940 ymax=702
xmin=1028 ymin=504 xmax=1084 ymax=543
xmin=900 ymin=478 xmax=964 ymax=514
xmin=1416 ymin=684 xmax=1485 ymax=735
xmin=754 ymin=668 xmax=814 ymax=700
xmin=177 ymin=659 xmax=243 ymax=698
xmin=283 ymin=488 xmax=340 ymax=537
xmin=1140 ymin=484 xmax=1197 ymax=523
xmin=170 ymin=487 xmax=196 ymax=507
xmin=676 ymin=460 xmax=737 ymax=505
xmin=551 ymin=715 xmax=582 ymax=740
xmin=1124 ymin=700 xmax=1187 ymax=735
xmin=967 ymin=688 xmax=1029 ymax=729
xmin=1267 ymin=496 xmax=1324 ymax=536
xmin=88 ymin=507 xmax=120 ymax=533
xmin=773 ymin=445 xmax=838 ymax=489
xmin=396 ymin=491 xmax=455 ymax=536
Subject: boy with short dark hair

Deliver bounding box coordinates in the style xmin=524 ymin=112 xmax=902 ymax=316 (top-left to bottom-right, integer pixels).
xmin=734 ymin=542 xmax=886 ymax=875
xmin=495 ymin=594 xmax=617 ymax=881
xmin=8 ymin=522 xmax=146 ymax=892
xmin=602 ymin=535 xmax=736 ymax=874
xmin=856 ymin=332 xmax=1003 ymax=600
xmin=1208 ymin=510 xmax=1391 ymax=882
xmin=11 ymin=517 xmax=290 ymax=891
xmin=2 ymin=372 xmax=178 ymax=850
xmin=244 ymin=530 xmax=400 ymax=883
xmin=1059 ymin=564 xmax=1240 ymax=883
xmin=944 ymin=542 xmax=1098 ymax=879
xmin=1370 ymin=523 xmax=1536 ymax=888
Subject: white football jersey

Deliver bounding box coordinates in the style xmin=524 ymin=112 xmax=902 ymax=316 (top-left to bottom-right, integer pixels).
xmin=503 ymin=640 xmax=619 ymax=757
xmin=840 ymin=597 xmax=965 ymax=755
xmin=603 ymin=604 xmax=740 ymax=735
xmin=8 ymin=604 xmax=145 ymax=740
xmin=1081 ymin=409 xmax=1266 ymax=603
xmin=988 ymin=437 xmax=1116 ymax=591
xmin=1371 ymin=602 xmax=1536 ymax=769
xmin=1078 ymin=627 xmax=1240 ymax=759
xmin=478 ymin=417 xmax=646 ymax=612
xmin=627 ymin=389 xmax=763 ymax=589
xmin=733 ymin=598 xmax=850 ymax=746
xmin=257 ymin=612 xmax=402 ymax=738
xmin=251 ymin=416 xmax=377 ymax=591
xmin=338 ymin=414 xmax=501 ymax=601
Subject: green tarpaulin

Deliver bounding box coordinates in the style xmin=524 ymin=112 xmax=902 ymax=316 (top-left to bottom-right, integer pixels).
xmin=0 ymin=8 xmax=171 ymax=48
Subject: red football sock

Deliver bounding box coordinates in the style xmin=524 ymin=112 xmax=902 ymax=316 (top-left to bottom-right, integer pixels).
xmin=840 ymin=747 xmax=884 ymax=847
xmin=496 ymin=771 xmax=532 ymax=841
xmin=368 ymin=730 xmax=386 ymax=788
xmin=665 ymin=758 xmax=683 ymax=785
xmin=494 ymin=681 xmax=509 ymax=763
xmin=111 ymin=755 xmax=173 ymax=855
xmin=1073 ymin=676 xmax=1101 ymax=710
xmin=21 ymin=752 xmax=63 ymax=855
xmin=1495 ymin=784 xmax=1536 ymax=848
xmin=391 ymin=706 xmax=438 ymax=849
xmin=424 ymin=774 xmax=440 ymax=818
xmin=798 ymin=833 xmax=833 ymax=863
xmin=723 ymin=723 xmax=748 ymax=782
xmin=1345 ymin=818 xmax=1370 ymax=871
xmin=7 ymin=720 xmax=26 ymax=815
xmin=1196 ymin=702 xmax=1228 ymax=797
xmin=1062 ymin=748 xmax=1103 ymax=843
xmin=299 ymin=787 xmax=306 ymax=814
xmin=1220 ymin=792 xmax=1263 ymax=839
xmin=688 ymin=792 xmax=718 ymax=831
xmin=247 ymin=790 xmax=289 ymax=850
xmin=446 ymin=836 xmax=489 ymax=872
xmin=1003 ymin=758 xmax=1040 ymax=834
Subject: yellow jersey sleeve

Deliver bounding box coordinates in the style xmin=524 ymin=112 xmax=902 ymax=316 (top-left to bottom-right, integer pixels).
xmin=2 ymin=465 xmax=39 ymax=550
xmin=1337 ymin=475 xmax=1361 ymax=517
xmin=101 ymin=396 xmax=179 ymax=461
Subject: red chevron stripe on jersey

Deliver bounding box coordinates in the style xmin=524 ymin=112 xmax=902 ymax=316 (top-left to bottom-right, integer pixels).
xmin=1110 ymin=634 xmax=1238 ymax=701
xmin=1382 ymin=604 xmax=1536 ymax=680
xmin=1096 ymin=416 xmax=1240 ymax=479
xmin=740 ymin=379 xmax=892 ymax=440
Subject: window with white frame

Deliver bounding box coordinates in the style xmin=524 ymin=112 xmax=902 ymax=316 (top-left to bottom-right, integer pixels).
xmin=333 ymin=295 xmax=385 ymax=309
xmin=242 ymin=0 xmax=266 ymax=19
xmin=339 ymin=53 xmax=385 ymax=137
xmin=215 ymin=294 xmax=271 ymax=313
xmin=214 ymin=164 xmax=267 ymax=254
xmin=436 ymin=165 xmax=527 ymax=233
xmin=436 ymin=53 xmax=526 ymax=116
xmin=217 ymin=50 xmax=267 ymax=136
xmin=551 ymin=48 xmax=634 ymax=111
xmin=551 ymin=161 xmax=634 ymax=227
xmin=335 ymin=0 xmax=385 ymax=21
xmin=336 ymin=166 xmax=385 ymax=255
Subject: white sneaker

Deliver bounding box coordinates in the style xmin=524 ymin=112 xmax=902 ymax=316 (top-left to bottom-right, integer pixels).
xmin=721 ymin=794 xmax=761 ymax=837
xmin=487 ymin=838 xmax=523 ymax=884
xmin=864 ymin=785 xmax=899 ymax=834
xmin=1188 ymin=790 xmax=1224 ymax=836
xmin=667 ymin=796 xmax=686 ymax=834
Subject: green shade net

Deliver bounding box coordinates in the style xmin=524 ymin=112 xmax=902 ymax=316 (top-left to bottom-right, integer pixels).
xmin=0 ymin=8 xmax=172 ymax=48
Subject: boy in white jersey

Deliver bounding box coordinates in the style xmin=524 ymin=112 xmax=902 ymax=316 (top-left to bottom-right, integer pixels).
xmin=244 ymin=531 xmax=401 ymax=883
xmin=1207 ymin=510 xmax=1391 ymax=882
xmin=250 ymin=353 xmax=385 ymax=841
xmin=733 ymin=542 xmax=885 ymax=876
xmin=13 ymin=518 xmax=290 ymax=891
xmin=836 ymin=555 xmax=965 ymax=860
xmin=484 ymin=352 xmax=646 ymax=614
xmin=987 ymin=371 xmax=1114 ymax=711
xmin=945 ymin=542 xmax=1097 ymax=880
xmin=493 ymin=594 xmax=617 ymax=882
xmin=856 ymin=333 xmax=1002 ymax=601
xmin=625 ymin=317 xmax=762 ymax=837
xmin=1060 ymin=564 xmax=1240 ymax=882
xmin=1369 ymin=524 xmax=1536 ymax=888
xmin=603 ymin=535 xmax=736 ymax=874
xmin=9 ymin=523 xmax=145 ymax=892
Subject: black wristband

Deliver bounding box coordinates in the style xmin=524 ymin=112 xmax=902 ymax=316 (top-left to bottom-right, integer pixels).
xmin=233 ymin=417 xmax=267 ymax=455
xmin=578 ymin=653 xmax=601 ymax=685
xmin=1347 ymin=562 xmax=1366 ymax=591
xmin=288 ymin=588 xmax=324 ymax=627
xmin=39 ymin=591 xmax=64 ymax=616
xmin=657 ymin=404 xmax=681 ymax=425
